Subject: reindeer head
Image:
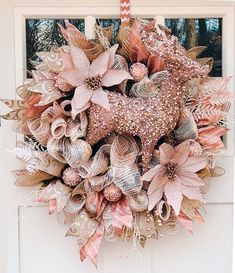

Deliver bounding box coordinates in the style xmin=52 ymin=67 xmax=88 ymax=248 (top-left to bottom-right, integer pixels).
xmin=140 ymin=23 xmax=209 ymax=82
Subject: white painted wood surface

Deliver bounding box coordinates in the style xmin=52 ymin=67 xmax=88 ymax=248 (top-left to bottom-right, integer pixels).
xmin=18 ymin=204 xmax=232 ymax=273
xmin=0 ymin=1 xmax=234 ymax=273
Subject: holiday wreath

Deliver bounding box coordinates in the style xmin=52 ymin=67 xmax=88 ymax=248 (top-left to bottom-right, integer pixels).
xmin=1 ymin=2 xmax=232 ymax=267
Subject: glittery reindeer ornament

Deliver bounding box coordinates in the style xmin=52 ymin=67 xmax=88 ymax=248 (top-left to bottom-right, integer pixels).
xmin=86 ymin=21 xmax=209 ymax=172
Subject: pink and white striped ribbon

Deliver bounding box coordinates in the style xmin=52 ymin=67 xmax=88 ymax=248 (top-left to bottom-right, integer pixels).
xmin=120 ymin=0 xmax=130 ymax=27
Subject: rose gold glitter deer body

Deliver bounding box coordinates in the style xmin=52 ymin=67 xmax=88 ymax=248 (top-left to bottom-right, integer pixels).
xmin=86 ymin=25 xmax=209 ymax=172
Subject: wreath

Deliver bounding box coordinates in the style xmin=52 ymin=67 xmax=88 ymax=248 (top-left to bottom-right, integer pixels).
xmin=1 ymin=3 xmax=232 ymax=267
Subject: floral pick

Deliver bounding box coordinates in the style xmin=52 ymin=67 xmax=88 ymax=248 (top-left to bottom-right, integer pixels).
xmin=141 ymin=142 xmax=207 ymax=214
xmin=60 ymin=44 xmax=132 ymax=118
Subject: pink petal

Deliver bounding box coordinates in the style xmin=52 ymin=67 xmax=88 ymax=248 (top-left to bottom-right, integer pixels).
xmin=179 ymin=184 xmax=204 ymax=202
xmin=90 ymin=88 xmax=110 ymax=110
xmin=71 ymin=85 xmax=93 ymax=117
xmin=89 ymin=45 xmax=118 ymax=77
xmin=58 ymin=23 xmax=69 ymax=41
xmin=71 ymin=101 xmax=91 ymax=119
xmin=159 ymin=143 xmax=176 ymax=163
xmin=148 ymin=171 xmax=168 ymax=194
xmin=164 ymin=182 xmax=183 ymax=215
xmin=71 ymin=100 xmax=90 ymax=119
xmin=70 ymin=46 xmax=90 ymax=75
xmin=108 ymin=44 xmax=119 ymax=68
xmin=59 ymin=50 xmax=74 ymax=70
xmin=175 ymin=173 xmax=205 ymax=187
xmin=171 ymin=142 xmax=190 ymax=165
xmin=148 ymin=186 xmax=164 ymax=211
xmin=60 ymin=69 xmax=85 ymax=86
xmin=141 ymin=164 xmax=163 ymax=182
xmin=180 ymin=157 xmax=208 ymax=172
xmin=175 ymin=140 xmax=190 ymax=152
xmin=102 ymin=69 xmax=132 ymax=87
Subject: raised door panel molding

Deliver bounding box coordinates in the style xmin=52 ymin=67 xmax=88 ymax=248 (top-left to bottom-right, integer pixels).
xmin=206 ymin=156 xmax=234 ymax=203
xmin=151 ymin=204 xmax=233 ymax=273
xmin=18 ymin=204 xmax=232 ymax=273
xmin=19 ymin=206 xmax=151 ymax=273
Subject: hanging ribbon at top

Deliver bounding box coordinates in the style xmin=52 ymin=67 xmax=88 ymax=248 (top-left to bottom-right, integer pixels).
xmin=120 ymin=0 xmax=130 ymax=27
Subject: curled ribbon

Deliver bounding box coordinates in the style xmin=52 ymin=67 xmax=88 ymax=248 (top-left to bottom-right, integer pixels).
xmin=36 ymin=180 xmax=71 ymax=214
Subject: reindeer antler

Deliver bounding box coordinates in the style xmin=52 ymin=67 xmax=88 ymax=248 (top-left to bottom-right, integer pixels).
xmin=140 ymin=22 xmax=209 ymax=83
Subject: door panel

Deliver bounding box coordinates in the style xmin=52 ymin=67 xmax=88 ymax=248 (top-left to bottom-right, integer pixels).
xmin=19 ymin=204 xmax=232 ymax=273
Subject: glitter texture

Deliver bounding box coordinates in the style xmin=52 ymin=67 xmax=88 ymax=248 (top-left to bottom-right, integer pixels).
xmin=62 ymin=167 xmax=82 ymax=186
xmin=103 ymin=183 xmax=123 ymax=202
xmin=86 ymin=26 xmax=209 ymax=172
xmin=130 ymin=62 xmax=148 ymax=81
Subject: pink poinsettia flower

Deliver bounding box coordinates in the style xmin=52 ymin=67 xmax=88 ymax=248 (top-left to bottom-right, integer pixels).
xmin=60 ymin=44 xmax=132 ymax=118
xmin=141 ymin=142 xmax=208 ymax=215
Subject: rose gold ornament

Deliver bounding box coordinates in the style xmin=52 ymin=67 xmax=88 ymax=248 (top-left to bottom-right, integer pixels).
xmin=62 ymin=167 xmax=82 ymax=186
xmin=130 ymin=62 xmax=148 ymax=81
xmin=189 ymin=140 xmax=203 ymax=157
xmin=103 ymin=183 xmax=122 ymax=202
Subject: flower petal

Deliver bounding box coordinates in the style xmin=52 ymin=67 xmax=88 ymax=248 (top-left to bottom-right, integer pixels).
xmin=164 ymin=182 xmax=183 ymax=215
xmin=89 ymin=45 xmax=118 ymax=77
xmin=159 ymin=143 xmax=176 ymax=163
xmin=171 ymin=142 xmax=190 ymax=165
xmin=71 ymin=101 xmax=91 ymax=119
xmin=148 ymin=171 xmax=168 ymax=194
xmin=141 ymin=165 xmax=163 ymax=182
xmin=70 ymin=46 xmax=90 ymax=75
xmin=179 ymin=184 xmax=204 ymax=202
xmin=102 ymin=69 xmax=132 ymax=87
xmin=71 ymin=85 xmax=93 ymax=118
xmin=180 ymin=156 xmax=208 ymax=173
xmin=60 ymin=69 xmax=85 ymax=86
xmin=148 ymin=186 xmax=164 ymax=211
xmin=91 ymin=88 xmax=110 ymax=110
xmin=175 ymin=172 xmax=205 ymax=187
xmin=108 ymin=44 xmax=119 ymax=68
xmin=59 ymin=50 xmax=74 ymax=70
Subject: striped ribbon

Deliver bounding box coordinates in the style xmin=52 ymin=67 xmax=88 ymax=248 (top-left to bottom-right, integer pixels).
xmin=120 ymin=0 xmax=130 ymax=27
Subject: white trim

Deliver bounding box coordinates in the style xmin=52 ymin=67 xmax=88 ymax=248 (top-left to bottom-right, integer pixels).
xmin=6 ymin=206 xmax=20 ymax=273
xmin=11 ymin=1 xmax=235 ymax=7
xmin=219 ymin=7 xmax=235 ymax=157
xmin=13 ymin=5 xmax=234 ymax=17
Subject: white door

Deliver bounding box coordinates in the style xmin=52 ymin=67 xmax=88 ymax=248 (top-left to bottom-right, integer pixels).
xmin=0 ymin=1 xmax=234 ymax=273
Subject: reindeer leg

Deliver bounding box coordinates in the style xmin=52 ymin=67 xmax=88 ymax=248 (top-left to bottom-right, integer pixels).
xmin=141 ymin=137 xmax=159 ymax=173
xmin=86 ymin=107 xmax=115 ymax=145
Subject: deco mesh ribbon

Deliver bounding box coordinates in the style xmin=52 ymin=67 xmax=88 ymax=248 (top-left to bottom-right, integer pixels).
xmin=1 ymin=0 xmax=233 ymax=267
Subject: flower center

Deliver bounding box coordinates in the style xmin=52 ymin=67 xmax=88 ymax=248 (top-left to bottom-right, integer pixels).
xmin=84 ymin=75 xmax=102 ymax=90
xmin=164 ymin=163 xmax=177 ymax=180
